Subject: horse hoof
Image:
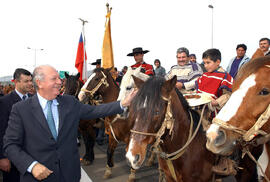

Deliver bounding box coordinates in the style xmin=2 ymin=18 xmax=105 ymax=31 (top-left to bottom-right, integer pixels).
xmin=80 ymin=159 xmax=92 ymax=166
xmin=127 ymin=169 xmax=136 ymax=182
xmin=103 ymin=165 xmax=112 ymax=179
xmin=127 ymin=174 xmax=135 ymax=182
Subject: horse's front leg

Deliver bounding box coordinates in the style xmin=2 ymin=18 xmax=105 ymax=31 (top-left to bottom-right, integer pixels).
xmin=104 ymin=132 xmax=118 ymax=179
xmin=235 ymin=145 xmax=263 ymax=182
xmin=79 ymin=121 xmax=96 ymax=166
xmin=157 ymin=157 xmax=182 ymax=182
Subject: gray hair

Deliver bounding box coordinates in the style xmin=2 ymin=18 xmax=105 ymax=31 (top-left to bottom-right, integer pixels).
xmin=177 ymin=47 xmax=189 ymax=57
xmin=32 ymin=65 xmax=55 ymax=90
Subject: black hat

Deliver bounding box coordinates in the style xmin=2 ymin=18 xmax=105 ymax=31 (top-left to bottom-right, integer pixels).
xmin=91 ymin=59 xmax=101 ymax=65
xmin=127 ymin=47 xmax=149 ymax=56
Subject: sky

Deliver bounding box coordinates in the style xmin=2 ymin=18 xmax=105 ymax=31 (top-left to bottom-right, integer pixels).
xmin=0 ymin=0 xmax=269 ymax=77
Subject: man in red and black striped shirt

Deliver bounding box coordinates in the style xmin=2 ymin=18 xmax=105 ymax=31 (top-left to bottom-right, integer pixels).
xmin=127 ymin=47 xmax=154 ymax=76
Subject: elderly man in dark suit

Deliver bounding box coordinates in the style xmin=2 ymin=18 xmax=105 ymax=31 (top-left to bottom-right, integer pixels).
xmin=3 ymin=65 xmax=136 ymax=182
xmin=0 ymin=68 xmax=33 ymax=182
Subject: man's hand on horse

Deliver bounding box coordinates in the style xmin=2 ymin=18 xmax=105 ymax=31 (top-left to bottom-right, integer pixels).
xmin=32 ymin=163 xmax=53 ymax=180
xmin=121 ymin=88 xmax=138 ymax=107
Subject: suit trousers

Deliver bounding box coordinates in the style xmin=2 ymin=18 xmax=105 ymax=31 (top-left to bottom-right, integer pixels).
xmin=2 ymin=163 xmax=20 ymax=182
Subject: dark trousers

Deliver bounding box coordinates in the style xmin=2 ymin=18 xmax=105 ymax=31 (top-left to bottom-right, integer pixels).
xmin=2 ymin=163 xmax=20 ymax=182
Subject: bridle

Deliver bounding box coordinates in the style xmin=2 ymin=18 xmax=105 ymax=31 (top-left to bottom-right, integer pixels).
xmin=80 ymin=71 xmax=109 ymax=97
xmin=214 ymin=65 xmax=270 ymax=142
xmin=213 ymin=103 xmax=270 ymax=142
xmin=130 ymin=95 xmax=206 ymax=181
xmin=212 ymin=64 xmax=270 ymax=182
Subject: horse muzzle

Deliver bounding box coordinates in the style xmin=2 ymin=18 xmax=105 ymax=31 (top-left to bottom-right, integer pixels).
xmin=206 ymin=129 xmax=232 ymax=155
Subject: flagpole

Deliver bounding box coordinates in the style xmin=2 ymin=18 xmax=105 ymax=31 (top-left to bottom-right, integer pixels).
xmin=78 ymin=18 xmax=88 ymax=81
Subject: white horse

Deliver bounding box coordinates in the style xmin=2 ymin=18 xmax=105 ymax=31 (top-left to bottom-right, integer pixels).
xmin=117 ymin=66 xmax=149 ymax=101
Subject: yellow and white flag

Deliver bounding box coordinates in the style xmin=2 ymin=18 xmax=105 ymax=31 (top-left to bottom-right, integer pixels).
xmin=102 ymin=4 xmax=114 ymax=70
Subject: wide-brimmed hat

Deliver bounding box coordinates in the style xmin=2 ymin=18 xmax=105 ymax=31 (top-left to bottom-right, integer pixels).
xmin=127 ymin=47 xmax=149 ymax=56
xmin=91 ymin=59 xmax=101 ymax=65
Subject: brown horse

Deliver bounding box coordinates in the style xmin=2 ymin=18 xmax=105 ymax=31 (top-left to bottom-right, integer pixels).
xmin=78 ymin=67 xmax=153 ymax=182
xmin=63 ymin=72 xmax=97 ymax=165
xmin=126 ymin=76 xmax=217 ymax=182
xmin=206 ymin=57 xmax=270 ymax=181
xmin=126 ymin=75 xmax=260 ymax=182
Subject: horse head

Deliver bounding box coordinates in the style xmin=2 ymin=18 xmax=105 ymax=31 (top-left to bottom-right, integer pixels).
xmin=126 ymin=76 xmax=177 ymax=169
xmin=63 ymin=72 xmax=82 ymax=98
xmin=78 ymin=68 xmax=116 ymax=104
xmin=117 ymin=66 xmax=149 ymax=101
xmin=206 ymin=57 xmax=270 ymax=156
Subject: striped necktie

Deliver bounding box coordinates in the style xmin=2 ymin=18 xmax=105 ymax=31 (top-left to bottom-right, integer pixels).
xmin=47 ymin=100 xmax=57 ymax=140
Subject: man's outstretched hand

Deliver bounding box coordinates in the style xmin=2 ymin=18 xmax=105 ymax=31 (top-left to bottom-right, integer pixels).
xmin=120 ymin=88 xmax=138 ymax=107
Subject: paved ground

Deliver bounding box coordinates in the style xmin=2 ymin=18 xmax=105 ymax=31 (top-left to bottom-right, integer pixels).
xmin=79 ymin=140 xmax=159 ymax=182
xmin=79 ymin=138 xmax=236 ymax=182
xmin=3 ymin=136 xmax=267 ymax=182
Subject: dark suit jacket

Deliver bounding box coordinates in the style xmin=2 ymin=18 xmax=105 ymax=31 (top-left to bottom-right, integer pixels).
xmin=3 ymin=94 xmax=123 ymax=182
xmin=0 ymin=91 xmax=26 ymax=159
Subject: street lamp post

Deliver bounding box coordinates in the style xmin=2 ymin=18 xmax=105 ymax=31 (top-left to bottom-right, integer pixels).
xmin=27 ymin=47 xmax=44 ymax=68
xmin=208 ymin=4 xmax=214 ymax=48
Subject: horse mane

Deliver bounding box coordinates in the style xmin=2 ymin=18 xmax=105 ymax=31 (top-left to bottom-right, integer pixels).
xmin=174 ymin=88 xmax=201 ymax=130
xmin=234 ymin=56 xmax=270 ymax=90
xmin=132 ymin=76 xmax=166 ymax=121
xmin=131 ymin=76 xmax=200 ymax=129
xmin=93 ymin=68 xmax=119 ymax=89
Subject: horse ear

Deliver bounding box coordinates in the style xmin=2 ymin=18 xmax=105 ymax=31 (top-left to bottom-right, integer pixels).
xmin=251 ymin=48 xmax=264 ymax=61
xmin=163 ymin=75 xmax=177 ymax=94
xmin=65 ymin=72 xmax=69 ymax=78
xmin=76 ymin=72 xmax=80 ymax=79
xmin=132 ymin=75 xmax=145 ymax=89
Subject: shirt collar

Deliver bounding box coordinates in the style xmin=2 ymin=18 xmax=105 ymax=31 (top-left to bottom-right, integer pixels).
xmin=37 ymin=92 xmax=59 ymax=110
xmin=15 ymin=89 xmax=27 ymax=100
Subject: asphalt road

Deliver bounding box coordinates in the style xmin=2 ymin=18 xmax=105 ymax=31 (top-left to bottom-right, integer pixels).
xmin=79 ymin=138 xmax=236 ymax=182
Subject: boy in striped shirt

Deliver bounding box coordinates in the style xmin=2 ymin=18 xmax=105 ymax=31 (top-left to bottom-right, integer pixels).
xmin=196 ymin=48 xmax=233 ymax=110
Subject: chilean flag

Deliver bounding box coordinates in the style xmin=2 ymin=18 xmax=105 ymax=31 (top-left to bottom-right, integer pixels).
xmin=75 ymin=33 xmax=87 ymax=82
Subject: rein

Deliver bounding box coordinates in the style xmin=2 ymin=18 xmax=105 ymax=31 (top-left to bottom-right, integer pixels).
xmin=213 ymin=103 xmax=270 ymax=142
xmin=80 ymin=71 xmax=109 ymax=97
xmin=79 ymin=70 xmax=121 ymax=143
xmin=130 ymin=95 xmax=206 ymax=181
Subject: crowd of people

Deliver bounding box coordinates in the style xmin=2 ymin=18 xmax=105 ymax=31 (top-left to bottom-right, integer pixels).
xmin=0 ymin=37 xmax=269 ymax=182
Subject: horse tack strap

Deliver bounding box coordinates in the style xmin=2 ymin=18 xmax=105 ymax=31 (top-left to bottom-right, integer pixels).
xmin=165 ymin=104 xmax=206 ymax=160
xmin=130 ymin=130 xmax=157 ymax=137
xmin=213 ymin=103 xmax=270 ymax=142
xmin=106 ymin=117 xmax=120 ymax=143
xmin=80 ymin=71 xmax=109 ymax=96
xmin=213 ymin=118 xmax=246 ymax=136
xmin=243 ymin=103 xmax=270 ymax=141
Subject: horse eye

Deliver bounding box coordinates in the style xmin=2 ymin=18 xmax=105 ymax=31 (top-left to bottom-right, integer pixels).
xmin=259 ymin=88 xmax=269 ymax=95
xmin=126 ymin=87 xmax=132 ymax=90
